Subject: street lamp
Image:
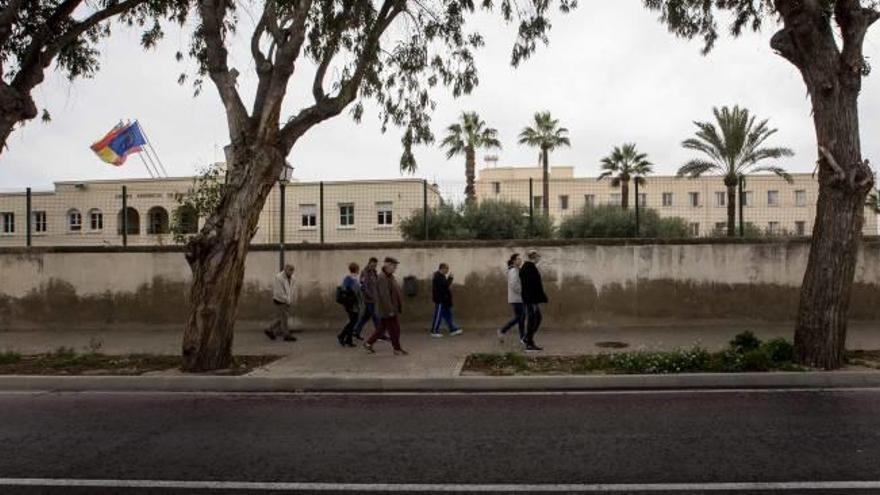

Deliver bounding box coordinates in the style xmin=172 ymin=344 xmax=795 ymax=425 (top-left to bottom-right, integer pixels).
xmin=278 ymin=162 xmax=294 ymax=270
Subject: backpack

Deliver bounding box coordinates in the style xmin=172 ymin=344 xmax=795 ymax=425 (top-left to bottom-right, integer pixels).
xmin=335 ymin=285 xmax=355 ymax=306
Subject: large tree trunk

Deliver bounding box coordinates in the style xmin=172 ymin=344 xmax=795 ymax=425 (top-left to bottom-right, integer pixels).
xmin=542 ymin=147 xmax=550 ymax=217
xmin=725 ymin=176 xmax=737 ymax=237
xmin=464 ymin=146 xmax=476 ymax=204
xmin=181 ymin=144 xmax=284 ymax=371
xmin=772 ymin=3 xmax=876 ymax=369
xmin=0 ymin=82 xmax=38 ymax=153
xmin=621 ymin=180 xmax=629 ymax=209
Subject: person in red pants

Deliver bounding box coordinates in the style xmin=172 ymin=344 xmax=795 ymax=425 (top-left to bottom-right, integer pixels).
xmin=364 ymin=257 xmax=408 ymax=356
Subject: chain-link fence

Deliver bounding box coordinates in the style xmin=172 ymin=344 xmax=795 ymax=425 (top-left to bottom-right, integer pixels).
xmin=0 ymin=174 xmax=876 ymax=249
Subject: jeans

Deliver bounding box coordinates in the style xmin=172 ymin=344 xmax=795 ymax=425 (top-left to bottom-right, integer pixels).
xmin=525 ymin=303 xmax=543 ymax=344
xmin=338 ymin=308 xmax=359 ymax=344
xmin=501 ymin=303 xmax=526 ymax=340
xmin=354 ymin=302 xmax=380 ymax=337
xmin=367 ymin=316 xmax=402 ymax=351
xmin=430 ymin=304 xmax=459 ymax=334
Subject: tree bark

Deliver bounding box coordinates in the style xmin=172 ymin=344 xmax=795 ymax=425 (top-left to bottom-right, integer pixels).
xmin=621 ymin=180 xmax=629 ymax=209
xmin=464 ymin=146 xmax=476 ymax=204
xmin=725 ymin=175 xmax=738 ymax=237
xmin=542 ymin=147 xmax=550 ymax=217
xmin=0 ymin=82 xmax=37 ymax=151
xmin=772 ymin=1 xmax=876 ymax=369
xmin=181 ymin=144 xmax=284 ymax=371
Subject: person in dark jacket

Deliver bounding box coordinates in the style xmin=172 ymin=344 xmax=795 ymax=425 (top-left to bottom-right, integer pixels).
xmin=364 ymin=257 xmax=408 ymax=355
xmin=519 ymin=250 xmax=548 ymax=351
xmin=430 ymin=263 xmax=463 ymax=337
xmin=352 ymin=257 xmax=381 ymax=340
xmin=337 ymin=262 xmax=363 ymax=348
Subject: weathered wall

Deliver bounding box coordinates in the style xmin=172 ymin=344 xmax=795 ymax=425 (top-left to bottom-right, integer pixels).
xmin=1 ymin=239 xmax=879 ymax=330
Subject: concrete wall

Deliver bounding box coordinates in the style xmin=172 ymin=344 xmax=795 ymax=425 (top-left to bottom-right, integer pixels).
xmin=1 ymin=239 xmax=879 ymax=330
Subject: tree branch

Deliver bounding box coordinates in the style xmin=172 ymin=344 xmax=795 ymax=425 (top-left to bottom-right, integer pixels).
xmin=835 ymin=0 xmax=879 ymax=77
xmin=0 ymin=0 xmax=24 ymax=48
xmin=44 ymin=0 xmax=149 ymax=61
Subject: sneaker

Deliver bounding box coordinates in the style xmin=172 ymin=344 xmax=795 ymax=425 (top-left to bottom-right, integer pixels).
xmin=264 ymin=329 xmax=277 ymax=341
xmin=283 ymin=335 xmax=297 ymax=342
xmin=363 ymin=343 xmax=375 ymax=354
xmin=431 ymin=332 xmax=444 ymax=338
xmin=449 ymin=329 xmax=464 ymax=337
xmin=497 ymin=329 xmax=505 ymax=343
xmin=394 ymin=349 xmax=409 ymax=356
xmin=525 ymin=343 xmax=543 ymax=352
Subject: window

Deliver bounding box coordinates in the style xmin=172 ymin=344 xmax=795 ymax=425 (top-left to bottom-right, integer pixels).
xmin=715 ymin=192 xmax=726 ymax=207
xmin=68 ymin=209 xmax=82 ymax=232
xmin=795 ymin=221 xmax=806 ymax=236
xmin=492 ymin=182 xmax=501 ymax=194
xmin=795 ymin=190 xmax=807 ymax=207
xmin=662 ymin=192 xmax=673 ymax=207
xmin=1 ymin=212 xmax=14 ymax=233
xmin=33 ymin=211 xmax=47 ymax=233
xmin=584 ymin=194 xmax=595 ymax=207
xmin=637 ymin=193 xmax=647 ymax=207
xmin=339 ymin=203 xmax=355 ymax=227
xmin=300 ymin=204 xmax=317 ymax=228
xmin=533 ymin=196 xmax=543 ymax=210
xmin=117 ymin=207 xmax=140 ymax=235
xmin=742 ymin=191 xmax=753 ymax=207
xmin=559 ymin=195 xmax=569 ymax=210
xmin=147 ymin=207 xmax=169 ymax=234
xmin=689 ymin=222 xmax=700 ymax=237
xmin=89 ymin=209 xmax=103 ymax=231
xmin=768 ymin=221 xmax=780 ymax=235
xmin=767 ymin=190 xmax=779 ymax=207
xmin=689 ymin=192 xmax=700 ymax=207
xmin=609 ymin=193 xmax=621 ymax=205
xmin=377 ymin=202 xmax=393 ymax=226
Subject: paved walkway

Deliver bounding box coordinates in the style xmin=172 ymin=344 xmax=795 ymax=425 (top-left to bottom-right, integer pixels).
xmin=3 ymin=320 xmax=879 ymax=378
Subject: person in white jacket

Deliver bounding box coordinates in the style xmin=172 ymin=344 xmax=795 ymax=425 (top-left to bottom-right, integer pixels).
xmin=498 ymin=253 xmax=525 ymax=343
xmin=264 ymin=264 xmax=297 ymax=342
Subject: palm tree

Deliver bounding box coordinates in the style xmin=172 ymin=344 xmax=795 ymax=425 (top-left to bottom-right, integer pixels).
xmin=518 ymin=111 xmax=570 ymax=216
xmin=678 ymin=105 xmax=794 ymax=237
xmin=440 ymin=112 xmax=502 ymax=204
xmin=598 ymin=143 xmax=653 ymax=209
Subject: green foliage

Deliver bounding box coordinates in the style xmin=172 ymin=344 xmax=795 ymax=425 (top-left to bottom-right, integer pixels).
xmin=0 ymin=351 xmax=22 ymax=365
xmin=729 ymin=330 xmax=761 ymax=353
xmin=171 ymin=163 xmax=225 ymax=244
xmin=557 ymin=205 xmax=690 ymax=239
xmin=519 ymin=111 xmax=571 ymax=152
xmin=440 ymin=112 xmax=502 ymax=160
xmin=643 ymin=0 xmax=775 ymax=54
xmin=598 ymin=143 xmax=653 ymax=207
xmin=399 ymin=200 xmax=554 ymax=240
xmin=763 ymin=338 xmax=795 ymax=363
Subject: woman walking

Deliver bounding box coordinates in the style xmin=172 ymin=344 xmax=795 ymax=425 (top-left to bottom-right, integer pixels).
xmin=337 ymin=262 xmax=363 ymax=347
xmin=498 ymin=253 xmax=526 ymax=343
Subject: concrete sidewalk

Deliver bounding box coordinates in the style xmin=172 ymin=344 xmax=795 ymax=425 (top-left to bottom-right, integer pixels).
xmin=3 ymin=320 xmax=880 ymax=379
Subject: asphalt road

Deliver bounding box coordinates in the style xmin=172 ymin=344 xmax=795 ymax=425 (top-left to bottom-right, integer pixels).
xmin=1 ymin=389 xmax=880 ymax=494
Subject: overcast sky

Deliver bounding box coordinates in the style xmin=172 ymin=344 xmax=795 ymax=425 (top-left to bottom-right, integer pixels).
xmin=3 ymin=2 xmax=880 ymax=191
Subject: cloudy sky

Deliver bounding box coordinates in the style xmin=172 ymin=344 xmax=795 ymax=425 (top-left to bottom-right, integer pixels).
xmin=3 ymin=2 xmax=880 ymax=191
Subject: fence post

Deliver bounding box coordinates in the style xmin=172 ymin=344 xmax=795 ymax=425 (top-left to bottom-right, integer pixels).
xmin=319 ymin=181 xmax=325 ymax=244
xmin=25 ymin=187 xmax=32 ymax=247
xmin=278 ymin=182 xmax=286 ymax=271
xmin=528 ymin=177 xmax=534 ymax=235
xmin=122 ymin=185 xmax=128 ymax=247
xmin=634 ymin=180 xmax=640 ymax=237
xmin=738 ymin=176 xmax=744 ymax=237
xmin=423 ymin=180 xmax=429 ymax=241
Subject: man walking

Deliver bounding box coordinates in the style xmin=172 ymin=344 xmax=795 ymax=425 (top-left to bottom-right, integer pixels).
xmin=353 ymin=257 xmax=381 ymax=340
xmin=364 ymin=257 xmax=408 ymax=355
xmin=265 ymin=264 xmax=297 ymax=342
xmin=520 ymin=250 xmax=547 ymax=351
xmin=430 ymin=263 xmax=463 ymax=337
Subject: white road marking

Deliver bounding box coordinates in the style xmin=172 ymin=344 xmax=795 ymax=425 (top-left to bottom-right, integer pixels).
xmin=2 ymin=479 xmax=880 ymax=492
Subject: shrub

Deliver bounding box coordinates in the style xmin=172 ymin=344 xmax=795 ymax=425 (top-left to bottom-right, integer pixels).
xmin=399 ymin=204 xmax=468 ymax=241
xmin=558 ymin=204 xmax=690 ymax=239
xmin=399 ymin=200 xmax=555 ymax=241
xmin=762 ymin=338 xmax=795 ymax=363
xmin=0 ymin=351 xmax=21 ymax=365
xmin=740 ymin=349 xmax=772 ymax=372
xmin=729 ymin=331 xmax=762 ymax=353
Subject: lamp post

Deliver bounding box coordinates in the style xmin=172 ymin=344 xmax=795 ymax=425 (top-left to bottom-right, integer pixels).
xmin=278 ymin=162 xmax=294 ymax=271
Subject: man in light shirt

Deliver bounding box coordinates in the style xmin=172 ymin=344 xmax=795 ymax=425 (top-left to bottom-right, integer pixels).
xmin=265 ymin=264 xmax=297 ymax=342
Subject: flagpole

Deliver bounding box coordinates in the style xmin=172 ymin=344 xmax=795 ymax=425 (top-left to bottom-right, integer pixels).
xmin=138 ymin=151 xmax=156 ymax=178
xmin=136 ymin=121 xmax=169 ymax=177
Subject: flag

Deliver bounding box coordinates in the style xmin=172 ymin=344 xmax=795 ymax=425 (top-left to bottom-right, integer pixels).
xmin=90 ymin=121 xmax=147 ymax=165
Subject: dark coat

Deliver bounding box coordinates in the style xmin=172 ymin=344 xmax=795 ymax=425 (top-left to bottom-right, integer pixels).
xmin=432 ymin=271 xmax=453 ymax=307
xmin=519 ymin=261 xmax=548 ymax=304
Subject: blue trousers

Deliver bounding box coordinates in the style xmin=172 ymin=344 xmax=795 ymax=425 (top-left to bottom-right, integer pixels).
xmin=431 ymin=304 xmax=459 ymax=334
xmin=501 ymin=303 xmax=526 ymax=340
xmin=354 ymin=302 xmax=380 ymax=336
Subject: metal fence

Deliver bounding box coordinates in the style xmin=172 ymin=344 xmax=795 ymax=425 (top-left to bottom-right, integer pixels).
xmin=0 ymin=174 xmax=875 ymax=250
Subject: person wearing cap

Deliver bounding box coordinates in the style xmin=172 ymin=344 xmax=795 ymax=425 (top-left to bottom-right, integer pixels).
xmin=364 ymin=257 xmax=408 ymax=355
xmin=520 ymin=250 xmax=547 ymax=351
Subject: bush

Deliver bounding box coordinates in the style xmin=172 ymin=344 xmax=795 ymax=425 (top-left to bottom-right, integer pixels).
xmin=558 ymin=205 xmax=690 ymax=239
xmin=740 ymin=349 xmax=772 ymax=372
xmin=729 ymin=331 xmax=762 ymax=353
xmin=399 ymin=200 xmax=555 ymax=241
xmin=0 ymin=351 xmax=21 ymax=365
xmin=399 ymin=204 xmax=468 ymax=241
xmin=762 ymin=338 xmax=795 ymax=363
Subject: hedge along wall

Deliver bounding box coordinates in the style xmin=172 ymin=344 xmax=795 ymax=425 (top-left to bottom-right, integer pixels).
xmin=1 ymin=239 xmax=880 ymax=330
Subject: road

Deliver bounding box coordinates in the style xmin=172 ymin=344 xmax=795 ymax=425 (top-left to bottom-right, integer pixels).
xmin=1 ymin=389 xmax=880 ymax=494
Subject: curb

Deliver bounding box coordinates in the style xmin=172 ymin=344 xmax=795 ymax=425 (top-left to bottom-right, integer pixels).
xmin=2 ymin=371 xmax=880 ymax=392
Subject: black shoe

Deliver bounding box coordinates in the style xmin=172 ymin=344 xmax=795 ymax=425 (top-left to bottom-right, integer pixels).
xmin=525 ymin=343 xmax=542 ymax=352
xmin=377 ymin=335 xmax=390 ymax=342
xmin=345 ymin=341 xmax=356 ymax=348
xmin=337 ymin=335 xmax=346 ymax=347
xmin=264 ymin=329 xmax=277 ymax=341
xmin=353 ymin=333 xmax=364 ymax=341
xmin=283 ymin=335 xmax=297 ymax=342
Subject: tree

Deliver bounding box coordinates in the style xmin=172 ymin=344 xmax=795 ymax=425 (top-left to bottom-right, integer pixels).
xmin=598 ymin=143 xmax=653 ymax=209
xmin=644 ymin=0 xmax=879 ymax=369
xmin=518 ymin=111 xmax=570 ymax=217
xmin=439 ymin=111 xmax=501 ymax=203
xmin=676 ymin=106 xmax=794 ymax=237
xmin=178 ymin=0 xmax=575 ymax=370
xmin=0 ymin=0 xmax=185 ymax=153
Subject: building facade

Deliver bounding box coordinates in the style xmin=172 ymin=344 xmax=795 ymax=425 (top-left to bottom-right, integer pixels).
xmin=475 ymin=165 xmax=879 ymax=236
xmin=0 ymin=176 xmax=441 ymax=247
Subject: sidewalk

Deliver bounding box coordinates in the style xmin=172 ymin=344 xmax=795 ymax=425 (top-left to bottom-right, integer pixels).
xmin=3 ymin=320 xmax=880 ymax=379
